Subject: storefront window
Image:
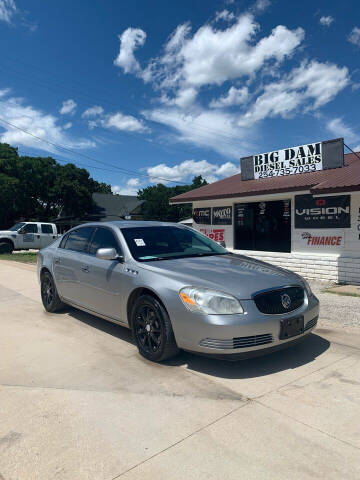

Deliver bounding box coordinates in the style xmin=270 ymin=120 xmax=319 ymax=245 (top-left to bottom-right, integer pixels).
xmin=234 ymin=200 xmax=291 ymax=253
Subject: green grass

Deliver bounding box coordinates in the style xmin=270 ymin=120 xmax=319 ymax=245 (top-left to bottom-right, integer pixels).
xmin=323 ymin=289 xmax=360 ymax=298
xmin=0 ymin=252 xmax=38 ymax=263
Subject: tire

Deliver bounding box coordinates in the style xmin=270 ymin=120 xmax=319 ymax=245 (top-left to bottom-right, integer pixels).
xmin=41 ymin=271 xmax=65 ymax=313
xmin=0 ymin=242 xmax=13 ymax=254
xmin=131 ymin=294 xmax=179 ymax=362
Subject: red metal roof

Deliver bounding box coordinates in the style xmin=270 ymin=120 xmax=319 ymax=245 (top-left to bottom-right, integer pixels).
xmin=170 ymin=152 xmax=360 ymax=203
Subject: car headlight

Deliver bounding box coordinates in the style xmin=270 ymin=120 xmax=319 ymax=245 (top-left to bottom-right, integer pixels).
xmin=179 ymin=287 xmax=244 ymax=315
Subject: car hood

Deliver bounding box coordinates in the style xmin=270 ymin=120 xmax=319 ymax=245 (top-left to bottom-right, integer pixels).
xmin=140 ymin=253 xmax=302 ymax=299
xmin=0 ymin=231 xmax=16 ymax=236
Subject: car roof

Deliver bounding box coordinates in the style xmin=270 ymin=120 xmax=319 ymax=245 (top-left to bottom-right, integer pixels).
xmin=74 ymin=220 xmax=182 ymax=229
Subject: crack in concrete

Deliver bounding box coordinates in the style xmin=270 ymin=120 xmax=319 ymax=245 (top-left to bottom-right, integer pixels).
xmin=110 ymin=401 xmax=250 ymax=480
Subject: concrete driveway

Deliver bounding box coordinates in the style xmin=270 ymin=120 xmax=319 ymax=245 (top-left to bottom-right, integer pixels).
xmin=0 ymin=261 xmax=359 ymax=480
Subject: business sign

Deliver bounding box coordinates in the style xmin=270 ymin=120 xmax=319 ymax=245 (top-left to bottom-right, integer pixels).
xmin=200 ymin=228 xmax=225 ymax=243
xmin=301 ymin=231 xmax=344 ymax=247
xmin=241 ymin=138 xmax=344 ymax=181
xmin=212 ymin=206 xmax=232 ymax=225
xmin=193 ymin=207 xmax=211 ymax=224
xmin=295 ymin=195 xmax=350 ymax=229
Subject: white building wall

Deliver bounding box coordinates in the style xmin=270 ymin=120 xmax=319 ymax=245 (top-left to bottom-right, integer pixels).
xmin=192 ymin=191 xmax=360 ymax=285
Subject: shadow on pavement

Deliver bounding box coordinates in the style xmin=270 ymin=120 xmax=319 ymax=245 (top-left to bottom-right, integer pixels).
xmin=62 ymin=306 xmax=330 ymax=380
xmin=168 ymin=333 xmax=330 ymax=379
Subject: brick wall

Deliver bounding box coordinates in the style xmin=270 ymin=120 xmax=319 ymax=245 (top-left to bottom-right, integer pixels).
xmin=230 ymin=250 xmax=360 ymax=285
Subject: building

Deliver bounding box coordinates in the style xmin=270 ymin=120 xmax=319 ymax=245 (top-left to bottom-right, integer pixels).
xmin=55 ymin=193 xmax=144 ymax=233
xmin=170 ymin=138 xmax=360 ymax=285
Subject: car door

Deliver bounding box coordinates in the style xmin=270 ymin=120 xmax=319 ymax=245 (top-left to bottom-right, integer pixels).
xmin=39 ymin=224 xmax=57 ymax=248
xmin=81 ymin=226 xmax=126 ymax=320
xmin=17 ymin=223 xmax=40 ymax=249
xmin=53 ymin=227 xmax=95 ymax=305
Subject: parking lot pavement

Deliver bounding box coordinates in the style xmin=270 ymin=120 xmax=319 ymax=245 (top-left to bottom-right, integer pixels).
xmin=0 ymin=261 xmax=359 ymax=480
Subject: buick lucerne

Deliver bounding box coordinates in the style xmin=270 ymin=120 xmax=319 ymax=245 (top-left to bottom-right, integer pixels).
xmin=38 ymin=222 xmax=319 ymax=362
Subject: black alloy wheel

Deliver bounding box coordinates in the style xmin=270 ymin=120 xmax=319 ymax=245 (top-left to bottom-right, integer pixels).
xmin=135 ymin=304 xmax=162 ymax=354
xmin=131 ymin=294 xmax=179 ymax=362
xmin=41 ymin=271 xmax=65 ymax=312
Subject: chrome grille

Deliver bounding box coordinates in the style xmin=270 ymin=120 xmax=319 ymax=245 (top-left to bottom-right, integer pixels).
xmin=254 ymin=286 xmax=304 ymax=314
xmin=304 ymin=316 xmax=318 ymax=331
xmin=199 ymin=333 xmax=273 ymax=350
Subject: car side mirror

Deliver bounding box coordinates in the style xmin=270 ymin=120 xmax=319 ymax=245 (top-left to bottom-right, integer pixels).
xmin=217 ymin=241 xmax=226 ymax=248
xmin=96 ymin=247 xmax=123 ymax=262
xmin=18 ymin=228 xmax=25 ymax=234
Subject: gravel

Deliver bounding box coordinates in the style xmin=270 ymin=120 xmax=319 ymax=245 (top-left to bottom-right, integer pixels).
xmin=310 ymin=280 xmax=360 ymax=329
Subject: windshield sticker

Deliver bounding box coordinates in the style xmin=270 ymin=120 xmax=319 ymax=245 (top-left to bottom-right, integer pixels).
xmin=134 ymin=238 xmax=146 ymax=246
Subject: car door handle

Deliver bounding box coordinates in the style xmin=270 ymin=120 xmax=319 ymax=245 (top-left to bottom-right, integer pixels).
xmin=54 ymin=257 xmax=61 ymax=264
xmin=81 ymin=265 xmax=89 ymax=273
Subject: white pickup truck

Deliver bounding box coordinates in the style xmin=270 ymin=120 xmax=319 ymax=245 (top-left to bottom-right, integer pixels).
xmin=0 ymin=222 xmax=60 ymax=254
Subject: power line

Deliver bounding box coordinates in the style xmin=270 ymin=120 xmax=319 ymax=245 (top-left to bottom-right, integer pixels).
xmin=344 ymin=143 xmax=360 ymax=162
xmin=0 ymin=117 xmax=188 ymax=185
xmin=0 ymin=59 xmax=245 ymax=145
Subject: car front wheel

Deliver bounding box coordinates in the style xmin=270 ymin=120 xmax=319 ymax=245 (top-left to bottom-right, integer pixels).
xmin=131 ymin=294 xmax=179 ymax=362
xmin=41 ymin=271 xmax=65 ymax=313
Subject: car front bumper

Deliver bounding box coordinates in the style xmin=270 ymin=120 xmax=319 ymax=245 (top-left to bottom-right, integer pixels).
xmin=171 ymin=294 xmax=320 ymax=358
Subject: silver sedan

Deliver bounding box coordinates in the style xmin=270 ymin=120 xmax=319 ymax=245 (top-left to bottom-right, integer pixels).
xmin=38 ymin=221 xmax=319 ymax=362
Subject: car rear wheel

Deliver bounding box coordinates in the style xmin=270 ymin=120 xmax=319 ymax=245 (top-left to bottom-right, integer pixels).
xmin=0 ymin=242 xmax=13 ymax=254
xmin=131 ymin=294 xmax=179 ymax=362
xmin=41 ymin=271 xmax=65 ymax=312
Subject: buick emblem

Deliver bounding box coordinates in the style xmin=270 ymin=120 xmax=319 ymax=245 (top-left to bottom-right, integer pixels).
xmin=281 ymin=293 xmax=291 ymax=309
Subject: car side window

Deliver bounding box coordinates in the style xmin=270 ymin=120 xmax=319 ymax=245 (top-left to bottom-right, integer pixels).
xmin=89 ymin=228 xmax=120 ymax=255
xmin=59 ymin=233 xmax=69 ymax=249
xmin=64 ymin=227 xmax=94 ymax=253
xmin=41 ymin=224 xmax=53 ymax=234
xmin=23 ymin=224 xmax=38 ymax=234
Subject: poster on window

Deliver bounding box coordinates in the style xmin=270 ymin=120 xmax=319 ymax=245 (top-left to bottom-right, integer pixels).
xmin=212 ymin=206 xmax=232 ymax=225
xmin=295 ymin=194 xmax=350 ymax=229
xmin=193 ymin=207 xmax=211 ymax=224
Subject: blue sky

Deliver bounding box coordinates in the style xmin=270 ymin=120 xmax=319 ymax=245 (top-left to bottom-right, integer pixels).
xmin=0 ymin=0 xmax=359 ymax=194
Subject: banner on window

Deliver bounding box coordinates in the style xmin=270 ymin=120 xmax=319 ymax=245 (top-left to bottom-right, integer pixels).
xmin=295 ymin=194 xmax=350 ymax=229
xmin=193 ymin=207 xmax=211 ymax=224
xmin=212 ymin=206 xmax=232 ymax=225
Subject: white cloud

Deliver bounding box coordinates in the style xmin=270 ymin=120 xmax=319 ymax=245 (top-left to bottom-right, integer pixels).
xmin=63 ymin=122 xmax=72 ymax=130
xmin=215 ymin=10 xmax=235 ymax=23
xmin=144 ymin=106 xmax=254 ymax=157
xmin=210 ymin=86 xmax=249 ymax=108
xmin=114 ymin=28 xmax=147 ymax=74
xmin=319 ymin=16 xmax=334 ymax=27
xmin=159 ymin=17 xmax=303 ymax=92
xmin=0 ymin=0 xmax=16 ymax=23
xmin=104 ymin=112 xmax=147 ymax=132
xmin=253 ymin=0 xmax=271 ymax=12
xmin=59 ymin=99 xmax=77 ymax=115
xmin=0 ymin=90 xmax=94 ymax=152
xmin=129 ymin=14 xmax=303 ymax=109
xmin=113 ymin=12 xmax=349 ymax=158
xmin=82 ymin=105 xmax=104 ymax=118
xmin=238 ymin=60 xmax=349 ymax=127
xmin=82 ymin=106 xmax=148 ymax=133
xmin=327 ymin=118 xmax=358 ymax=143
xmin=112 ymin=177 xmax=141 ymax=196
xmin=348 ymin=27 xmax=360 ymax=47
xmin=146 ymin=159 xmax=238 ymax=184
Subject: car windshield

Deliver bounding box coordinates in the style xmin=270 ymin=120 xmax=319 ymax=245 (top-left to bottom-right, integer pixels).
xmin=9 ymin=222 xmax=26 ymax=231
xmin=121 ymin=226 xmax=227 ymax=262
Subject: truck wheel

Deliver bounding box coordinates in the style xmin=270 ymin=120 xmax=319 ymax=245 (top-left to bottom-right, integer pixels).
xmin=41 ymin=271 xmax=65 ymax=312
xmin=0 ymin=242 xmax=13 ymax=254
xmin=131 ymin=294 xmax=179 ymax=362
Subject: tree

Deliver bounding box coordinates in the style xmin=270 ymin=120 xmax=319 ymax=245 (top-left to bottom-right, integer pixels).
xmin=138 ymin=175 xmax=208 ymax=221
xmin=0 ymin=143 xmax=112 ymax=229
